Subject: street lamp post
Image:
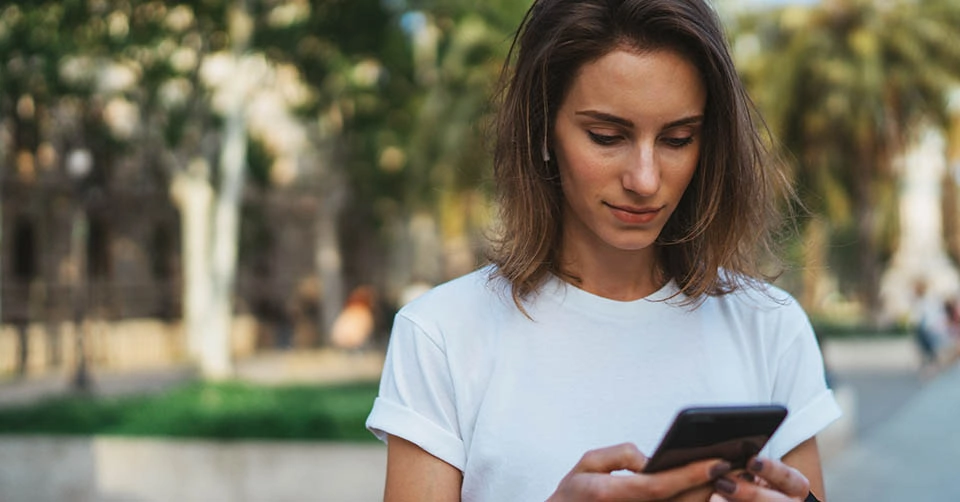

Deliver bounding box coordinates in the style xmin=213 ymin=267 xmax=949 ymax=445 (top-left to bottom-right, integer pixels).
xmin=66 ymin=148 xmax=92 ymax=392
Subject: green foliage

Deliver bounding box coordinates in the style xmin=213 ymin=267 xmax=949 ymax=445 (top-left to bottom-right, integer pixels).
xmin=0 ymin=381 xmax=380 ymax=441
xmin=0 ymin=0 xmax=531 ymax=312
xmin=811 ymin=319 xmax=909 ymax=340
xmin=735 ymin=0 xmax=960 ymax=317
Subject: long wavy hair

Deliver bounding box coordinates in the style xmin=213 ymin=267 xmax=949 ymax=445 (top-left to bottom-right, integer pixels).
xmin=487 ymin=0 xmax=792 ymax=311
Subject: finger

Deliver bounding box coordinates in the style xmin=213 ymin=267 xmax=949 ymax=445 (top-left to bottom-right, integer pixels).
xmin=746 ymin=458 xmax=809 ymax=497
xmin=610 ymin=459 xmax=731 ymax=500
xmin=576 ymin=443 xmax=648 ymax=474
xmin=714 ymin=476 xmax=801 ymax=501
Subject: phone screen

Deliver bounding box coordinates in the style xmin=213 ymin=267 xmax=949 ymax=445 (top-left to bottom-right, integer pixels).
xmin=642 ymin=405 xmax=788 ymax=473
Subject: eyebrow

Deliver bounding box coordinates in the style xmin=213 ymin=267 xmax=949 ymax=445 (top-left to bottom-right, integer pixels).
xmin=574 ymin=110 xmax=704 ymax=129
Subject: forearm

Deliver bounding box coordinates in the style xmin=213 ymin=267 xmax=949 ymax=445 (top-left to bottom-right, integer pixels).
xmin=781 ymin=437 xmax=825 ymax=500
xmin=385 ymin=435 xmax=463 ymax=502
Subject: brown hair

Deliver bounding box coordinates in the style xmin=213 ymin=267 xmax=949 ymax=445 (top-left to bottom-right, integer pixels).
xmin=488 ymin=0 xmax=791 ymax=310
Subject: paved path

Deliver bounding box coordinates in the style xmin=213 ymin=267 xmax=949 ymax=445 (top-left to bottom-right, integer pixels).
xmin=828 ymin=368 xmax=925 ymax=438
xmin=0 ymin=436 xmax=386 ymax=502
xmin=824 ymin=362 xmax=960 ymax=501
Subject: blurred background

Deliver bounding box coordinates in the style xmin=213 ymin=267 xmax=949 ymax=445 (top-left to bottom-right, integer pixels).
xmin=0 ymin=0 xmax=959 ymax=500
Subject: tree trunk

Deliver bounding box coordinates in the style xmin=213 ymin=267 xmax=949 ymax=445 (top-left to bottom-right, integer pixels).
xmin=315 ymin=188 xmax=344 ymax=343
xmin=170 ymin=0 xmax=253 ymax=379
xmin=69 ymin=204 xmax=90 ymax=390
xmin=202 ymin=97 xmax=247 ymax=378
xmin=171 ymin=165 xmax=214 ymax=367
xmin=308 ymin=111 xmax=348 ymax=345
xmin=194 ymin=0 xmax=252 ymax=379
xmin=850 ymin=130 xmax=889 ymax=325
xmin=800 ymin=215 xmax=830 ymax=313
xmin=854 ymin=197 xmax=882 ymax=323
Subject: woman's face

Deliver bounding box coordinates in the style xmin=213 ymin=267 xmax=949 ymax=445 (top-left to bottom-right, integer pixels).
xmin=553 ymin=47 xmax=706 ymax=258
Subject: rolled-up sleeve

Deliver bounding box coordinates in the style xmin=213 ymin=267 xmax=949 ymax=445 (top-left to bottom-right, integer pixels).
xmin=766 ymin=308 xmax=842 ymax=459
xmin=366 ymin=312 xmax=465 ymax=470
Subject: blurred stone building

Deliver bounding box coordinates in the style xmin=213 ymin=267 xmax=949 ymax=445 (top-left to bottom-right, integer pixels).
xmin=1 ymin=179 xmax=180 ymax=323
xmin=0 ymin=164 xmax=327 ymax=374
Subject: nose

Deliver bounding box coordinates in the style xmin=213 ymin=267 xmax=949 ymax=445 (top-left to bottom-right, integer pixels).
xmin=621 ymin=144 xmax=660 ymax=196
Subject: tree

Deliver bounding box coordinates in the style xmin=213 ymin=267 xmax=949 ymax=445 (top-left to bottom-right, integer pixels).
xmin=252 ymin=0 xmax=405 ymax=341
xmin=0 ymin=0 xmax=528 ymax=375
xmin=735 ymin=0 xmax=960 ymax=322
xmin=103 ymin=0 xmax=393 ymax=374
xmin=364 ymin=1 xmax=528 ymax=295
xmin=0 ymin=1 xmax=129 ymax=383
xmin=1 ymin=1 xmax=315 ymax=378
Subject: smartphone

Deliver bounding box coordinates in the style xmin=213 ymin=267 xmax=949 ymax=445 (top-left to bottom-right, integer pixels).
xmin=642 ymin=405 xmax=788 ymax=473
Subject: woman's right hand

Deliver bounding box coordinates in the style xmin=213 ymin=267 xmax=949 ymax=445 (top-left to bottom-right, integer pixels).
xmin=547 ymin=443 xmax=731 ymax=501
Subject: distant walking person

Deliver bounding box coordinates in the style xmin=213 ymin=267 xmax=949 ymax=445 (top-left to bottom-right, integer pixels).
xmin=910 ymin=280 xmax=948 ymax=374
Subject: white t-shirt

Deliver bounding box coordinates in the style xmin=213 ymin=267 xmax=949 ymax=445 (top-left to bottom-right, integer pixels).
xmin=367 ymin=266 xmax=841 ymax=501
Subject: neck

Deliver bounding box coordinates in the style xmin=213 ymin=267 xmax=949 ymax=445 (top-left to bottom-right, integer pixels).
xmin=559 ymin=241 xmax=664 ymax=302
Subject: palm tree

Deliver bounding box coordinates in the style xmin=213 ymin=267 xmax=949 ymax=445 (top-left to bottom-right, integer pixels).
xmin=735 ymin=0 xmax=960 ymax=323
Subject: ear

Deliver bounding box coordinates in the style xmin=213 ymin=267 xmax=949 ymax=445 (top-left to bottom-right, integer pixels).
xmin=541 ymin=142 xmax=551 ymax=162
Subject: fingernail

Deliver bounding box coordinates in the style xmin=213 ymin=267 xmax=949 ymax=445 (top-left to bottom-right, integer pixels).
xmin=715 ymin=477 xmax=737 ymax=495
xmin=749 ymin=459 xmax=764 ymax=473
xmin=709 ymin=461 xmax=731 ymax=478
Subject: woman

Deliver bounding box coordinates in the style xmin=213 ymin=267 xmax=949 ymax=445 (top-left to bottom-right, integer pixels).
xmin=367 ymin=0 xmax=841 ymax=500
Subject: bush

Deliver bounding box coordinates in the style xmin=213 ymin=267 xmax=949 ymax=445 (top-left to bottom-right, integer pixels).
xmin=811 ymin=320 xmax=910 ymax=340
xmin=0 ymin=380 xmax=380 ymax=441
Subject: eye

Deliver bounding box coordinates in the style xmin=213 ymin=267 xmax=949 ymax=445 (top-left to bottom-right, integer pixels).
xmin=588 ymin=131 xmax=621 ymax=146
xmin=661 ymin=136 xmax=695 ymax=148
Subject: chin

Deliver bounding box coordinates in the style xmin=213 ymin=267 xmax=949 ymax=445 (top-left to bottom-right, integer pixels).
xmin=600 ymin=233 xmax=659 ymax=253
xmin=612 ymin=242 xmax=657 ymax=253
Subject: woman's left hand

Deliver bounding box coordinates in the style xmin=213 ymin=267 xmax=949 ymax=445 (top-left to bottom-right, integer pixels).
xmin=708 ymin=456 xmax=812 ymax=501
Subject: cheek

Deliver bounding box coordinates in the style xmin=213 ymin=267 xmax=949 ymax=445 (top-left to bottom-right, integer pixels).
xmin=558 ymin=149 xmax=609 ymax=193
xmin=559 ymin=164 xmax=594 ymax=204
xmin=664 ymin=150 xmax=700 ymax=191
xmin=678 ymin=160 xmax=699 ymax=189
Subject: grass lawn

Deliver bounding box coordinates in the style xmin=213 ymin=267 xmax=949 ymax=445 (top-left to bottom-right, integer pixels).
xmin=0 ymin=380 xmax=380 ymax=441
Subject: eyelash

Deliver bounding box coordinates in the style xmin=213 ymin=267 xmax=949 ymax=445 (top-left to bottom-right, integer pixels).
xmin=588 ymin=131 xmax=620 ymax=146
xmin=662 ymin=136 xmax=695 ymax=148
xmin=587 ymin=131 xmax=696 ymax=148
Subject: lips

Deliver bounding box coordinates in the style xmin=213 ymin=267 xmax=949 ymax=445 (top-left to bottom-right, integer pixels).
xmin=605 ymin=202 xmax=663 ymax=225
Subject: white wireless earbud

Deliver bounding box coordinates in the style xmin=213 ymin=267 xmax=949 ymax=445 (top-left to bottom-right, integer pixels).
xmin=541 ymin=142 xmax=551 ymax=163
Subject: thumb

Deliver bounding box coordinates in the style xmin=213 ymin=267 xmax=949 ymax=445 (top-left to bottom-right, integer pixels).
xmin=575 ymin=443 xmax=648 ymax=474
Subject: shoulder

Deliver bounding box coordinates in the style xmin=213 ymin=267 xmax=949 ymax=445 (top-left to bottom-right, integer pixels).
xmin=710 ymin=278 xmax=807 ymax=319
xmin=702 ymin=279 xmax=813 ymax=348
xmin=387 ymin=267 xmax=514 ymax=394
xmin=396 ymin=265 xmax=514 ymax=336
xmin=401 ymin=266 xmax=509 ymax=312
